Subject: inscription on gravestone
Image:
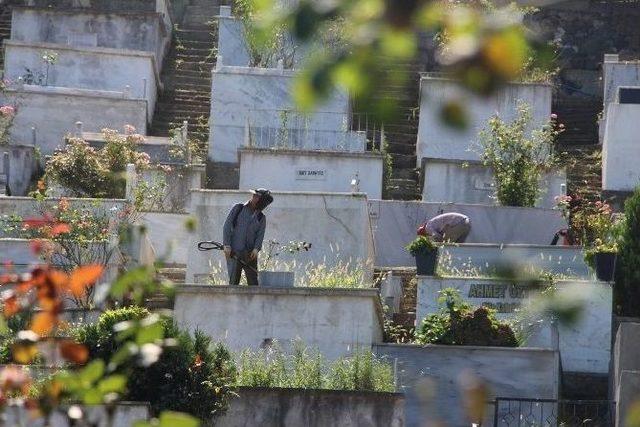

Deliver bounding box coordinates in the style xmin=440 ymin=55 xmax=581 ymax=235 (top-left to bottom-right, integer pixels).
xmin=473 ymin=177 xmax=494 ymax=191
xmin=467 ymin=283 xmax=531 ymax=313
xmin=295 ymin=168 xmax=326 ymax=181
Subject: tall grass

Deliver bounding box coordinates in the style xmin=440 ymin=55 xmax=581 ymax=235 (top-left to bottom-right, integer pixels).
xmin=235 ymin=342 xmax=395 ymax=392
xmin=303 ymin=260 xmax=369 ymax=288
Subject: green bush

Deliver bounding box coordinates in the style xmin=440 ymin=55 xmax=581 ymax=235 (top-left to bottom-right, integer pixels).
xmin=415 ymin=288 xmax=518 ymax=347
xmin=479 ymin=102 xmax=562 ymax=207
xmin=236 ymin=342 xmax=395 ymax=392
xmin=615 ymin=188 xmax=640 ymax=316
xmin=72 ymin=306 xmax=236 ymax=421
xmin=45 ymin=129 xmax=151 ymax=198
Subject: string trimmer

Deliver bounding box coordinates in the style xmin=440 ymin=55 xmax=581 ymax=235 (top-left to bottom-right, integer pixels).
xmin=197 ymin=240 xmax=258 ymax=274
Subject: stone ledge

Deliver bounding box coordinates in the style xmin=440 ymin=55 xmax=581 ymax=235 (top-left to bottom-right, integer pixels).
xmin=0 ymin=196 xmax=126 ymax=203
xmin=13 ymin=5 xmax=164 ymax=18
xmin=81 ymin=132 xmax=170 ymax=146
xmin=178 ymin=284 xmax=379 ymax=298
xmin=190 ymin=188 xmax=369 ymax=197
xmin=5 ymin=86 xmax=149 ymax=104
xmin=368 ymin=198 xmax=564 ymax=213
xmin=375 ymin=342 xmax=558 ymax=354
xmin=214 ymin=65 xmax=297 ymax=77
xmin=419 ymin=74 xmax=553 ymax=87
xmin=437 ymin=242 xmax=585 ymax=250
xmin=232 ymin=386 xmax=404 ymax=398
xmin=240 ymin=147 xmax=383 ymax=159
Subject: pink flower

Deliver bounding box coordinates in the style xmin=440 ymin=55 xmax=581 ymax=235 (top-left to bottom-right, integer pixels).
xmin=0 ymin=365 xmax=30 ymax=392
xmin=128 ymin=133 xmax=146 ymax=144
xmin=124 ymin=124 xmax=136 ymax=135
xmin=0 ymin=105 xmax=15 ymax=117
xmin=550 ymin=114 xmax=558 ymax=120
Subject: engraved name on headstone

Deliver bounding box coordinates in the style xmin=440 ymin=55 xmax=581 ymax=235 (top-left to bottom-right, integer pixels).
xmin=295 ymin=168 xmax=326 ymax=181
xmin=473 ymin=176 xmax=494 ymax=191
xmin=466 ymin=283 xmax=531 ymax=313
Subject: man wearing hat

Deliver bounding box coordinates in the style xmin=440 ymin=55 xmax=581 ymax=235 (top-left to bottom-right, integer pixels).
xmin=222 ymin=188 xmax=273 ymax=286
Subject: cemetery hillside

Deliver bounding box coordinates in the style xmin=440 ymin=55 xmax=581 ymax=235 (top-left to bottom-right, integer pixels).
xmin=2 ymin=0 xmax=640 ymax=426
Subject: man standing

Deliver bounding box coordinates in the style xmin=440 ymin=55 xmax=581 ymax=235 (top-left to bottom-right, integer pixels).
xmin=223 ymin=188 xmax=272 ymax=286
xmin=419 ymin=212 xmax=471 ymax=243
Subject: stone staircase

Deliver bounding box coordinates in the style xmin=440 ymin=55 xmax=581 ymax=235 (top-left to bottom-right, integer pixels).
xmin=149 ymin=0 xmax=219 ymax=155
xmin=146 ymin=263 xmax=187 ymax=310
xmin=0 ymin=4 xmax=12 ymax=71
xmin=355 ymin=61 xmax=424 ymax=200
xmin=553 ymin=94 xmax=602 ymax=199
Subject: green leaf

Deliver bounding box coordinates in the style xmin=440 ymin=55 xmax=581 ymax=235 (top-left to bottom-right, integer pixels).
xmin=136 ymin=321 xmax=164 ymax=346
xmin=97 ymin=375 xmax=128 ymax=394
xmin=79 ymin=360 xmax=105 ymax=387
xmin=82 ymin=388 xmax=104 ymax=405
xmin=110 ymin=267 xmax=153 ymax=299
xmin=115 ymin=320 xmax=138 ymax=343
xmin=109 ymin=342 xmax=138 ymax=369
xmin=0 ymin=316 xmax=9 ymax=336
xmin=159 ymin=411 xmax=200 ymax=427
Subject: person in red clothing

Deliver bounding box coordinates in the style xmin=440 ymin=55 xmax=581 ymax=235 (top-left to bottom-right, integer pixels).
xmin=417 ymin=212 xmax=471 ymax=243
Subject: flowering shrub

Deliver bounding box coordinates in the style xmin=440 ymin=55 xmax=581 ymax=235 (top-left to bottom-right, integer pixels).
xmin=555 ymin=195 xmax=619 ymax=247
xmin=0 ymin=104 xmax=15 ymax=145
xmin=1 ymin=199 xmax=136 ymax=308
xmin=45 ymin=127 xmax=152 ymax=198
xmin=555 ymin=194 xmax=620 ymax=269
xmin=479 ymin=103 xmax=564 ymax=207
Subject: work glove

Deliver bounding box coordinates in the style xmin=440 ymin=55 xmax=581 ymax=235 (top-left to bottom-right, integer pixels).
xmin=224 ymin=246 xmax=232 ymax=259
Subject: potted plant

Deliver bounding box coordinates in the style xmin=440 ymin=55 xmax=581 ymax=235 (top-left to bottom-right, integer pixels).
xmin=406 ymin=235 xmax=438 ymax=276
xmin=579 ymin=200 xmax=620 ymax=282
xmin=584 ymin=240 xmax=618 ymax=282
xmin=259 ymin=240 xmax=312 ymax=287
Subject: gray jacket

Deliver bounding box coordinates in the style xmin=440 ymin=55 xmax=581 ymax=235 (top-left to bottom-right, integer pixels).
xmin=223 ymin=202 xmax=266 ymax=253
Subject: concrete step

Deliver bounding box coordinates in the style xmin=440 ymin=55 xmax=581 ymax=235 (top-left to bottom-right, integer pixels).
xmin=390 ymin=153 xmax=417 ymax=169
xmin=386 ymin=141 xmax=416 ymax=155
xmin=385 ymin=133 xmax=417 ymax=146
xmin=155 ymin=110 xmax=210 ymax=118
xmin=165 ymin=74 xmax=212 ymax=85
xmin=172 ymin=61 xmax=215 ymax=73
xmin=157 ymin=266 xmax=186 ymax=283
xmin=155 ymin=106 xmax=211 ymax=116
xmin=385 ymin=179 xmax=421 ymax=200
xmin=144 ymin=295 xmax=173 ymax=310
xmin=174 ymin=33 xmax=215 ymax=44
xmin=174 ymin=61 xmax=213 ymax=75
xmin=391 ymin=168 xmax=419 ymax=180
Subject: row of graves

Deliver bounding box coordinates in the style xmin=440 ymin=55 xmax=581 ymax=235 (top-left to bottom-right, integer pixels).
xmin=161 ymin=8 xmax=635 ymax=427
xmin=0 ymin=1 xmax=639 ymax=426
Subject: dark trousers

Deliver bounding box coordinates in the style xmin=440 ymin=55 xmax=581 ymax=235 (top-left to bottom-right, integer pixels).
xmin=226 ymin=253 xmax=259 ymax=286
